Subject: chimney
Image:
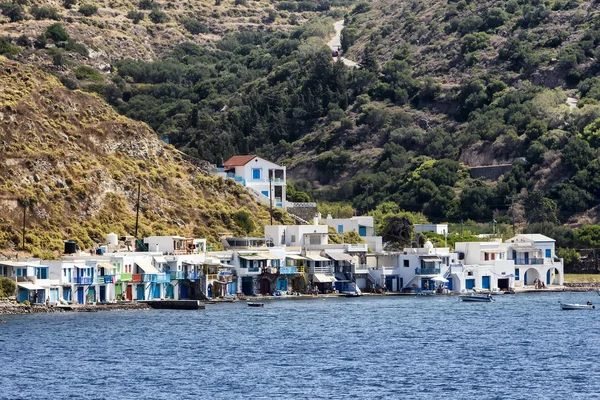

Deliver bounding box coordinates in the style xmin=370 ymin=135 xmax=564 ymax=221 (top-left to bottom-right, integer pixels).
xmin=327 ymin=213 xmax=332 ymax=219
xmin=313 ymin=216 xmax=319 ymax=225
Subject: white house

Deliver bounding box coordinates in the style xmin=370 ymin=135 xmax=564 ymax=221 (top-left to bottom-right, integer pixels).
xmin=414 ymin=224 xmax=449 ymax=235
xmin=505 ymin=234 xmax=564 ymax=287
xmin=144 ymin=236 xmax=206 ymax=255
xmin=0 ymin=259 xmax=53 ymax=303
xmin=216 ymin=155 xmax=288 ymax=209
xmin=264 ymin=219 xmax=329 ymax=247
xmin=454 ymin=241 xmax=515 ymax=292
xmin=319 ymin=213 xmax=383 ymax=252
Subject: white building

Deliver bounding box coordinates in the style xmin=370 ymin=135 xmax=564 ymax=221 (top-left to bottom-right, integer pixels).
xmin=319 ymin=213 xmax=383 ymax=252
xmin=264 ymin=219 xmax=329 ymax=247
xmin=454 ymin=240 xmax=514 ymax=292
xmin=216 ymin=155 xmax=288 ymax=209
xmin=0 ymin=260 xmax=54 ymax=303
xmin=505 ymin=234 xmax=564 ymax=287
xmin=414 ymin=224 xmax=449 ymax=235
xmin=144 ymin=236 xmax=206 ymax=255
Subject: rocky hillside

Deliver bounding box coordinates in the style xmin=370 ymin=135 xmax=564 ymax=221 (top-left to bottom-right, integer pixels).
xmin=0 ymin=56 xmax=290 ymax=257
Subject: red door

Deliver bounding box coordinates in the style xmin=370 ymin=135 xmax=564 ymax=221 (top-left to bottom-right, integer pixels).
xmin=260 ymin=279 xmax=271 ymax=295
xmin=126 ymin=285 xmax=132 ymax=301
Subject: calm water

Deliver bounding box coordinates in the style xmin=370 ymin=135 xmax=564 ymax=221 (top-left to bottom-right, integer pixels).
xmin=2 ymin=292 xmax=600 ymax=399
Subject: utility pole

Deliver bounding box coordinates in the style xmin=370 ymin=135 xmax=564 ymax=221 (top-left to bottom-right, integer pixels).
xmin=134 ymin=181 xmax=141 ymax=241
xmin=460 ymin=219 xmax=463 ymax=239
xmin=269 ymin=170 xmax=273 ymax=226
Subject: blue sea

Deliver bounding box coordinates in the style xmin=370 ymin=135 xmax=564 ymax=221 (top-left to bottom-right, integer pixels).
xmin=1 ymin=292 xmax=599 ymax=399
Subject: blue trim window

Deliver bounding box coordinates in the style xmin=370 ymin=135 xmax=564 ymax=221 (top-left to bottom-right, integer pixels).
xmin=545 ymin=249 xmax=551 ymax=258
xmin=515 ymin=268 xmax=520 ymax=281
xmin=261 ymin=190 xmax=269 ymax=197
xmin=337 ymin=225 xmax=343 ymax=233
xmin=252 ymin=169 xmax=261 ymax=180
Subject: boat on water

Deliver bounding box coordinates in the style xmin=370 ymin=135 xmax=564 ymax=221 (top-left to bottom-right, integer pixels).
xmin=559 ymin=302 xmax=595 ymax=310
xmin=247 ymin=302 xmax=264 ymax=308
xmin=459 ymin=294 xmax=494 ymax=302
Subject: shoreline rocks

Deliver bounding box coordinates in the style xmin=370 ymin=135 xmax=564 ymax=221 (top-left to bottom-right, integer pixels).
xmin=0 ymin=302 xmax=151 ymax=315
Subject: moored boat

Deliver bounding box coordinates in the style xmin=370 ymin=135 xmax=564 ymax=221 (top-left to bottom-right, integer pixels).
xmin=247 ymin=302 xmax=264 ymax=307
xmin=559 ymin=302 xmax=595 ymax=310
xmin=459 ymin=294 xmax=494 ymax=302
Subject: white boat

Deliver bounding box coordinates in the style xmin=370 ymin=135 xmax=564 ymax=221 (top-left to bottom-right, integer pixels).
xmin=459 ymin=294 xmax=494 ymax=302
xmin=559 ymin=302 xmax=595 ymax=310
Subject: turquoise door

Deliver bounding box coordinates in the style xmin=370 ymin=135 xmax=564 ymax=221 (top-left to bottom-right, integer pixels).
xmin=277 ymin=279 xmax=287 ymax=291
xmin=99 ymin=286 xmax=106 ymax=302
xmin=63 ymin=288 xmax=72 ymax=301
xmin=482 ymin=276 xmax=490 ymax=289
xmin=50 ymin=288 xmax=59 ymax=302
xmin=466 ymin=279 xmax=475 ymax=290
xmin=524 ymin=271 xmax=528 ymax=285
xmin=446 ymin=278 xmax=453 ymax=290
xmin=166 ymin=284 xmax=173 ymax=299
xmin=152 ymin=283 xmax=160 ymax=299
xmin=136 ymin=285 xmax=145 ymax=300
xmin=546 ymin=269 xmax=551 ymax=285
xmin=359 ymin=226 xmax=367 ymax=236
xmin=18 ymin=288 xmax=29 ymax=303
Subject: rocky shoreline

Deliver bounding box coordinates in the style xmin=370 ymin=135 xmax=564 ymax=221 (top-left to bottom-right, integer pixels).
xmin=0 ymin=302 xmax=151 ymax=315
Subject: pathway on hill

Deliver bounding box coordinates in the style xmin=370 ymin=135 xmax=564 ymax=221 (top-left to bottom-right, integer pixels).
xmin=328 ymin=20 xmax=359 ymax=68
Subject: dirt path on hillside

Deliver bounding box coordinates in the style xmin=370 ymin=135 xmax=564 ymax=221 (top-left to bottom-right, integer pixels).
xmin=328 ymin=20 xmax=359 ymax=68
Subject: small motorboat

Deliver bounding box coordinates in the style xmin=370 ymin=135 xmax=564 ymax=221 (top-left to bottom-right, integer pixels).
xmin=459 ymin=294 xmax=494 ymax=302
xmin=247 ymin=302 xmax=264 ymax=308
xmin=559 ymin=302 xmax=595 ymax=310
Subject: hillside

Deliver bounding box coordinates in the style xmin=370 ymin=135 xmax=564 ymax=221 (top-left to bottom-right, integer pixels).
xmin=0 ymin=56 xmax=290 ymax=257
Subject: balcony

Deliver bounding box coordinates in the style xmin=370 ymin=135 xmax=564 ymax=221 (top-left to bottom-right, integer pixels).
xmin=514 ymin=258 xmax=544 ymax=265
xmin=156 ymin=273 xmax=170 ymax=283
xmin=170 ymin=271 xmax=185 ymax=280
xmin=142 ymin=274 xmax=157 ymax=283
xmin=280 ymin=266 xmax=297 ymax=275
xmin=74 ymin=276 xmax=93 ymax=285
xmin=309 ymin=265 xmax=333 ymax=274
xmin=118 ymin=273 xmax=132 ymax=283
xmin=206 ymin=274 xmax=218 ymax=281
xmin=104 ymin=275 xmax=114 ymax=284
xmin=131 ymin=274 xmax=143 ymax=283
xmin=415 ymin=268 xmax=441 ymax=275
xmin=186 ymin=272 xmax=200 ymax=280
xmin=94 ymin=277 xmax=105 ymax=284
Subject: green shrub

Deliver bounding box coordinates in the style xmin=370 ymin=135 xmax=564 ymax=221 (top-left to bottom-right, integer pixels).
xmin=126 ymin=10 xmax=144 ymax=24
xmin=460 ymin=32 xmax=490 ymax=54
xmin=233 ymin=210 xmax=255 ymax=233
xmin=30 ymin=5 xmax=61 ymax=20
xmin=64 ymin=40 xmax=88 ymax=57
xmin=0 ymin=277 xmax=17 ymax=298
xmin=78 ymin=4 xmax=97 ymax=16
xmin=63 ymin=0 xmax=77 ymax=9
xmin=138 ymin=0 xmax=153 ymax=10
xmin=182 ymin=18 xmax=208 ymax=34
xmin=74 ymin=65 xmax=103 ymax=81
xmin=45 ymin=23 xmax=69 ymax=42
xmin=0 ymin=3 xmax=25 ymax=22
xmin=0 ymin=37 xmax=20 ymax=56
xmin=149 ymin=8 xmax=167 ymax=23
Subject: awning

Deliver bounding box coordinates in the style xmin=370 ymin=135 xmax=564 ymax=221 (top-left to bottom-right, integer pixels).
xmin=17 ymin=283 xmax=45 ymax=290
xmin=73 ymin=262 xmax=87 ymax=269
xmin=286 ymin=254 xmax=307 ymax=261
xmin=239 ymin=255 xmax=269 ymax=261
xmin=203 ymin=259 xmax=223 ymax=266
xmin=420 ymin=257 xmax=441 ymax=262
xmin=153 ymin=256 xmax=168 ymax=264
xmin=135 ymin=259 xmax=159 ymax=274
xmin=304 ymin=254 xmax=330 ymax=262
xmin=0 ymin=261 xmax=27 ymax=268
xmin=313 ymin=273 xmax=337 ymax=283
xmin=97 ymin=263 xmax=115 ymax=270
xmin=326 ymin=252 xmax=354 ymax=262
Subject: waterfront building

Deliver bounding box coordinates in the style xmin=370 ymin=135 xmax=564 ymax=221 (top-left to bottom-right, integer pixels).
xmin=318 ymin=213 xmax=383 ymax=252
xmin=505 ymin=234 xmax=564 ymax=287
xmin=0 ymin=260 xmax=51 ymax=303
xmin=454 ymin=241 xmax=514 ymax=292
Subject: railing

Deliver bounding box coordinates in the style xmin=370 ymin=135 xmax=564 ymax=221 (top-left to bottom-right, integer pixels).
xmin=206 ymin=274 xmax=218 ymax=281
xmin=170 ymin=271 xmax=185 ymax=280
xmin=287 ymin=202 xmax=317 ymax=208
xmin=136 ymin=239 xmax=148 ymax=252
xmin=131 ymin=274 xmax=143 ymax=283
xmin=247 ymin=267 xmax=260 ymax=273
xmin=297 ymin=266 xmax=306 ymax=273
xmin=118 ymin=273 xmax=132 ymax=282
xmin=280 ymin=266 xmax=297 ymax=274
xmin=74 ymin=276 xmax=93 ymax=285
xmin=142 ymin=274 xmax=157 ymax=283
xmin=415 ymin=268 xmax=441 ymax=275
xmin=309 ymin=265 xmax=333 ymax=274
xmin=354 ymin=264 xmax=369 ymax=273
xmin=449 ymin=264 xmax=463 ymax=274
xmin=94 ymin=277 xmax=105 ymax=284
xmin=156 ymin=273 xmax=170 ymax=283
xmin=514 ymin=258 xmax=544 ymax=265
xmin=345 ymin=244 xmax=368 ymax=252
xmin=186 ymin=272 xmax=200 ymax=280
xmin=104 ymin=275 xmax=114 ymax=284
xmin=173 ymin=249 xmax=187 ymax=255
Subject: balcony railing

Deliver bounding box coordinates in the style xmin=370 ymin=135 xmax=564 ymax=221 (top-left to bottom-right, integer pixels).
xmin=309 ymin=265 xmax=333 ymax=274
xmin=118 ymin=273 xmax=132 ymax=283
xmin=142 ymin=274 xmax=157 ymax=283
xmin=156 ymin=273 xmax=170 ymax=283
xmin=186 ymin=272 xmax=200 ymax=280
xmin=514 ymin=258 xmax=544 ymax=265
xmin=94 ymin=277 xmax=105 ymax=284
xmin=207 ymin=274 xmax=218 ymax=281
xmin=104 ymin=275 xmax=114 ymax=284
xmin=74 ymin=276 xmax=93 ymax=285
xmin=280 ymin=266 xmax=297 ymax=274
xmin=131 ymin=274 xmax=143 ymax=283
xmin=415 ymin=268 xmax=441 ymax=275
xmin=170 ymin=271 xmax=185 ymax=280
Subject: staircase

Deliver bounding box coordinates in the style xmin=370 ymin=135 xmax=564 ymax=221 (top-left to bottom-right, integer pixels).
xmin=288 ymin=212 xmax=310 ymax=225
xmin=136 ymin=239 xmax=148 ymax=252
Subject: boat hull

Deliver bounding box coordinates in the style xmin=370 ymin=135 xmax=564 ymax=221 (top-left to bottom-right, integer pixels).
xmin=247 ymin=302 xmax=264 ymax=307
xmin=560 ymin=303 xmax=595 ymax=310
xmin=459 ymin=295 xmax=493 ymax=302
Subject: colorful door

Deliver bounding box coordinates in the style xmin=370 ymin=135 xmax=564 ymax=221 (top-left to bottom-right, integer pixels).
xmin=180 ymin=284 xmax=188 ymax=299
xmin=63 ymin=288 xmax=72 ymax=302
xmin=359 ymin=226 xmax=367 ymax=236
xmin=546 ymin=269 xmax=551 ymax=285
xmin=50 ymin=288 xmax=59 ymax=302
xmin=126 ymin=285 xmax=132 ymax=301
xmin=242 ymin=277 xmax=253 ymax=295
xmin=152 ymin=283 xmax=160 ymax=299
xmin=77 ymin=287 xmax=84 ymax=304
xmin=446 ymin=278 xmax=453 ymax=291
xmin=18 ymin=288 xmax=28 ymax=303
xmin=166 ymin=284 xmax=174 ymax=299
xmin=482 ymin=276 xmax=490 ymax=289
xmin=277 ymin=278 xmax=287 ymax=291
xmin=524 ymin=271 xmax=528 ymax=285
xmin=136 ymin=285 xmax=145 ymax=300
xmin=207 ymin=284 xmax=213 ymax=298
xmin=87 ymin=287 xmax=95 ymax=303
xmin=466 ymin=279 xmax=475 ymax=290
xmin=260 ymin=278 xmax=271 ymax=295
xmin=99 ymin=286 xmax=106 ymax=302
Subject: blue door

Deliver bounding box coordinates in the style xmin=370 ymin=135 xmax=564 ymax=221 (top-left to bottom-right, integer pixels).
xmin=446 ymin=278 xmax=453 ymax=291
xmin=166 ymin=284 xmax=173 ymax=299
xmin=482 ymin=276 xmax=490 ymax=289
xmin=359 ymin=226 xmax=367 ymax=236
xmin=77 ymin=287 xmax=84 ymax=304
xmin=152 ymin=283 xmax=160 ymax=299
xmin=207 ymin=284 xmax=212 ymax=298
xmin=63 ymin=288 xmax=72 ymax=301
xmin=546 ymin=269 xmax=551 ymax=285
xmin=136 ymin=285 xmax=144 ymax=300
xmin=524 ymin=271 xmax=528 ymax=285
xmin=180 ymin=284 xmax=188 ymax=299
xmin=18 ymin=288 xmax=29 ymax=303
xmin=242 ymin=277 xmax=253 ymax=295
xmin=50 ymin=288 xmax=59 ymax=302
xmin=99 ymin=286 xmax=106 ymax=302
xmin=466 ymin=279 xmax=475 ymax=290
xmin=277 ymin=278 xmax=287 ymax=291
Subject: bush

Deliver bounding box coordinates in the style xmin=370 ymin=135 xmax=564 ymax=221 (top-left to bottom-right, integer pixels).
xmin=182 ymin=18 xmax=208 ymax=34
xmin=460 ymin=32 xmax=490 ymax=54
xmin=138 ymin=0 xmax=153 ymax=10
xmin=64 ymin=40 xmax=88 ymax=56
xmin=0 ymin=277 xmax=17 ymax=298
xmin=34 ymin=34 xmax=47 ymax=49
xmin=234 ymin=0 xmax=247 ymax=6
xmin=78 ymin=4 xmax=97 ymax=16
xmin=233 ymin=210 xmax=255 ymax=234
xmin=30 ymin=5 xmax=61 ymax=20
xmin=74 ymin=65 xmax=103 ymax=81
xmin=149 ymin=8 xmax=167 ymax=23
xmin=63 ymin=0 xmax=77 ymax=8
xmin=45 ymin=23 xmax=69 ymax=42
xmin=0 ymin=37 xmax=20 ymax=56
xmin=0 ymin=3 xmax=25 ymax=22
xmin=126 ymin=10 xmax=144 ymax=24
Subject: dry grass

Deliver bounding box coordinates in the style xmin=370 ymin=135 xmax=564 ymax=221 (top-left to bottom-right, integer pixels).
xmin=564 ymin=274 xmax=600 ymax=283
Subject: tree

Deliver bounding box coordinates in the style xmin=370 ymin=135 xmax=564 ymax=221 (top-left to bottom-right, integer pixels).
xmin=524 ymin=120 xmax=547 ymax=141
xmin=581 ymin=118 xmax=600 ymax=148
xmin=523 ymin=191 xmax=559 ymax=225
xmin=574 ymin=225 xmax=600 ymax=248
xmin=149 ymin=9 xmax=167 ymax=23
xmin=45 ymin=24 xmax=69 ymax=42
xmin=561 ymin=136 xmax=595 ymax=172
xmin=0 ymin=3 xmax=25 ymax=22
xmin=78 ymin=4 xmax=98 ymax=16
xmin=459 ymin=180 xmax=493 ymax=220
xmin=0 ymin=278 xmax=17 ymax=298
xmin=232 ymin=210 xmax=255 ymax=234
xmin=381 ymin=215 xmax=413 ymax=250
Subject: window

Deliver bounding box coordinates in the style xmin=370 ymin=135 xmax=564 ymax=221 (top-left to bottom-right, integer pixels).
xmin=545 ymin=249 xmax=551 ymax=258
xmin=403 ymin=260 xmax=409 ymax=268
xmin=515 ymin=268 xmax=520 ymax=281
xmin=338 ymin=225 xmax=344 ymax=233
xmin=261 ymin=190 xmax=269 ymax=198
xmin=484 ymin=253 xmax=489 ymax=261
xmin=491 ymin=253 xmax=495 ymax=260
xmin=291 ymin=235 xmax=296 ymax=243
xmin=252 ymin=169 xmax=261 ymax=180
xmin=310 ymin=235 xmax=320 ymax=245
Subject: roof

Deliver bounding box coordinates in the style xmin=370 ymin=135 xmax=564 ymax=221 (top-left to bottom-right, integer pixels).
xmin=511 ymin=234 xmax=555 ymax=242
xmin=153 ymin=256 xmax=168 ymax=264
xmin=97 ymin=263 xmax=116 ymax=270
xmin=0 ymin=261 xmax=28 ymax=268
xmin=135 ymin=259 xmax=159 ymax=274
xmin=326 ymin=252 xmax=354 ymax=262
xmin=313 ymin=273 xmax=337 ymax=283
xmin=223 ymin=155 xmax=256 ymax=167
xmin=420 ymin=256 xmax=442 ymax=262
xmin=286 ymin=254 xmax=307 ymax=261
xmin=304 ymin=254 xmax=330 ymax=262
xmin=239 ymin=254 xmax=269 ymax=261
xmin=18 ymin=283 xmax=45 ymax=290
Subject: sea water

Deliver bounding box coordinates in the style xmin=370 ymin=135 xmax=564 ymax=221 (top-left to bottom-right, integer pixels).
xmin=1 ymin=292 xmax=599 ymax=399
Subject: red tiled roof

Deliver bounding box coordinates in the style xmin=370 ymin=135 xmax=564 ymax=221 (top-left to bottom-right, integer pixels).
xmin=223 ymin=155 xmax=257 ymax=167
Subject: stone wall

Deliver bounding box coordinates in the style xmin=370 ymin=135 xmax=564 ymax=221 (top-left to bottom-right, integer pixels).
xmin=287 ymin=206 xmax=317 ymax=222
xmin=469 ymin=164 xmax=513 ymax=181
